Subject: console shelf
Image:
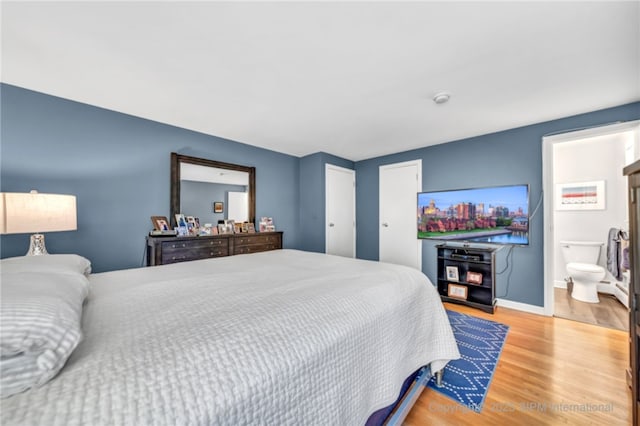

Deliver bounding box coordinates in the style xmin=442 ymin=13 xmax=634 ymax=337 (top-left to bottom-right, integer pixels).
xmin=436 ymin=244 xmax=496 ymax=314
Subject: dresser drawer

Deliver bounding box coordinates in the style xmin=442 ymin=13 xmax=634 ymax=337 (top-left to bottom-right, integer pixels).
xmin=162 ymin=238 xmax=226 ymax=251
xmin=161 ymin=246 xmax=228 ymax=264
xmin=160 ymin=238 xmax=228 ymax=264
xmin=234 ymin=244 xmax=280 ymax=255
xmin=234 ymin=234 xmax=281 ymax=247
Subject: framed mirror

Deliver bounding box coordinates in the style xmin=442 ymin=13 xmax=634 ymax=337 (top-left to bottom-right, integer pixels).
xmin=170 ymin=153 xmax=256 ymax=229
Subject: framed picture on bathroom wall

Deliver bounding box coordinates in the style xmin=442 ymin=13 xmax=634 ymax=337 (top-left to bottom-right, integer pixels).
xmin=555 ymin=180 xmax=605 ymax=211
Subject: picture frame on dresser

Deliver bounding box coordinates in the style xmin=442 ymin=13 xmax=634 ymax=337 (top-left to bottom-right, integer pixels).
xmin=151 ymin=216 xmax=170 ymax=231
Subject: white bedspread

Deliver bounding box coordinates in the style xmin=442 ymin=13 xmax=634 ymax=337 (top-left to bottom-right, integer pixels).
xmin=1 ymin=249 xmax=459 ymax=425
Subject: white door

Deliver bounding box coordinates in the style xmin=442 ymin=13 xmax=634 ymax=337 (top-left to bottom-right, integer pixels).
xmin=227 ymin=192 xmax=248 ymax=222
xmin=326 ymin=164 xmax=355 ymax=257
xmin=379 ymin=160 xmax=422 ymax=269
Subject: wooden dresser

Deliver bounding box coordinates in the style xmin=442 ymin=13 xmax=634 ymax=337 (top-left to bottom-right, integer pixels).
xmin=146 ymin=232 xmax=283 ymax=266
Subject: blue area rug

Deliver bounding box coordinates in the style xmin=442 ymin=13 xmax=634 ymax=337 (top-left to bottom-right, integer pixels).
xmin=427 ymin=310 xmax=509 ymax=412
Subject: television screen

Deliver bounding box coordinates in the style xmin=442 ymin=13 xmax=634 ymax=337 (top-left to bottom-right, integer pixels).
xmin=417 ymin=184 xmax=529 ymax=245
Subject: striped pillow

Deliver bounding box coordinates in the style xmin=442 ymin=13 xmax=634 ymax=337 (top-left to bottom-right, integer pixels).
xmin=1 ymin=254 xmax=92 ymax=276
xmin=0 ymin=270 xmax=89 ymax=398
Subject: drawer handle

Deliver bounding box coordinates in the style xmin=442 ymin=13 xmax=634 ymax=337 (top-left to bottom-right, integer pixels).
xmin=171 ymin=243 xmax=186 ymax=248
xmin=171 ymin=256 xmax=186 ymax=260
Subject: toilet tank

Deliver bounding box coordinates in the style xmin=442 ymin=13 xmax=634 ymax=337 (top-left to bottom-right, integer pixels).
xmin=560 ymin=241 xmax=603 ymax=264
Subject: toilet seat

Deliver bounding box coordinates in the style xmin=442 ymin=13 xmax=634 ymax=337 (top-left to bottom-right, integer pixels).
xmin=566 ymin=262 xmax=605 ymax=274
xmin=566 ymin=262 xmax=605 ymax=303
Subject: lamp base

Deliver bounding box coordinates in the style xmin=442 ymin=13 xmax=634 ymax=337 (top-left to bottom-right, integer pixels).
xmin=27 ymin=234 xmax=48 ymax=256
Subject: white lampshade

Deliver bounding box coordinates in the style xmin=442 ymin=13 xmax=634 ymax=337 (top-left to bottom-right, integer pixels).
xmin=0 ymin=191 xmax=77 ymax=234
xmin=0 ymin=191 xmax=78 ymax=234
xmin=0 ymin=191 xmax=77 ymax=255
xmin=0 ymin=191 xmax=78 ymax=255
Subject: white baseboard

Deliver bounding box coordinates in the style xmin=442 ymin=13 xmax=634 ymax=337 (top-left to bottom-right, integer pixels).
xmin=555 ymin=279 xmax=614 ymax=294
xmin=554 ymin=280 xmax=567 ymax=289
xmin=496 ymin=298 xmax=548 ymax=316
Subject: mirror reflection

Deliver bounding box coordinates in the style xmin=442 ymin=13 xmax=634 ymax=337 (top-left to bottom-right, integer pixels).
xmin=180 ymin=163 xmax=249 ymax=224
xmin=170 ymin=153 xmax=256 ymax=229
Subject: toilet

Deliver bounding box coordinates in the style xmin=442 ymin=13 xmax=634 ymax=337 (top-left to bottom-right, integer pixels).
xmin=560 ymin=241 xmax=606 ymax=303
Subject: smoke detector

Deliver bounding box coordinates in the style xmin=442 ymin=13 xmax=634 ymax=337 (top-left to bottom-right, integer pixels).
xmin=433 ymin=92 xmax=451 ymax=104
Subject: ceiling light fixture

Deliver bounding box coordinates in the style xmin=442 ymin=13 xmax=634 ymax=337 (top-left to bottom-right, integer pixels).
xmin=433 ymin=92 xmax=451 ymax=105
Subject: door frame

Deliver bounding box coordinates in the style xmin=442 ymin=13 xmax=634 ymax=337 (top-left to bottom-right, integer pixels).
xmin=379 ymin=159 xmax=422 ymax=270
xmin=542 ymin=120 xmax=640 ymax=315
xmin=325 ymin=163 xmax=356 ymax=257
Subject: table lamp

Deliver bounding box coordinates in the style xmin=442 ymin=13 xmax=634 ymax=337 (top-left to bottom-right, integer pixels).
xmin=0 ymin=190 xmax=77 ymax=255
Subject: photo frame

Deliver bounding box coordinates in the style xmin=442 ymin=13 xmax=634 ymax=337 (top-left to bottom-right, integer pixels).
xmin=446 ymin=266 xmax=459 ymax=282
xmin=213 ymin=201 xmax=224 ymax=213
xmin=447 ymin=283 xmax=468 ymax=300
xmin=555 ymin=180 xmax=605 ymax=211
xmin=151 ymin=216 xmax=170 ymax=231
xmin=218 ymin=223 xmax=231 ymax=235
xmin=466 ymin=271 xmax=483 ymax=285
xmin=175 ymin=213 xmax=187 ymax=228
xmin=247 ymin=223 xmax=256 ymax=233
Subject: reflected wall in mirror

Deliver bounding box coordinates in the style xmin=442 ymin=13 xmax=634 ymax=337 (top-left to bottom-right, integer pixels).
xmin=170 ymin=153 xmax=256 ymax=228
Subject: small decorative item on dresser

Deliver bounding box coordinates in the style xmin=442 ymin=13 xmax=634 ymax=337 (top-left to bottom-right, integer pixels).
xmin=186 ymin=216 xmax=199 ymax=235
xmin=447 ymin=283 xmax=468 ymax=300
xmin=218 ymin=222 xmax=233 ymax=235
xmin=213 ymin=201 xmax=224 ymax=213
xmin=247 ymin=223 xmax=256 ymax=233
xmin=446 ymin=266 xmax=459 ymax=282
xmin=259 ymin=217 xmax=274 ymax=232
xmin=226 ymin=220 xmax=236 ymax=234
xmin=466 ymin=271 xmax=483 ymax=285
xmin=151 ymin=216 xmax=170 ymax=231
xmin=175 ymin=213 xmax=188 ymax=236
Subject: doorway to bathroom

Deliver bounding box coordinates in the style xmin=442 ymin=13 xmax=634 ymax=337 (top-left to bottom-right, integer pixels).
xmin=543 ymin=120 xmax=640 ymax=331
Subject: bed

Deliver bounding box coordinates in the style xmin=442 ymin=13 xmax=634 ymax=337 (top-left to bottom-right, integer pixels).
xmin=1 ymin=249 xmax=459 ymax=425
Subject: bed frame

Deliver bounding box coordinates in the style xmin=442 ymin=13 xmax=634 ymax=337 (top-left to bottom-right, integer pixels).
xmin=384 ymin=367 xmax=443 ymax=425
xmin=365 ymin=365 xmax=444 ymax=425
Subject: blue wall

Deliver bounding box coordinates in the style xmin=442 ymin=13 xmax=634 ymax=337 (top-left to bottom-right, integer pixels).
xmin=298 ymin=152 xmax=354 ymax=253
xmin=355 ymin=101 xmax=640 ymax=307
xmin=0 ymin=84 xmax=300 ymax=272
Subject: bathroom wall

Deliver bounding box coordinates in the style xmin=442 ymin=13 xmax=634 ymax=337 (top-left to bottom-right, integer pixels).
xmin=552 ymin=129 xmax=637 ymax=286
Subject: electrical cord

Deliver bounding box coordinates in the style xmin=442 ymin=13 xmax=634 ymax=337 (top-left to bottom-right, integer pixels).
xmin=494 ymin=187 xmax=542 ymax=298
xmin=529 ymin=189 xmax=543 ymax=220
xmin=496 ymin=244 xmax=515 ymax=298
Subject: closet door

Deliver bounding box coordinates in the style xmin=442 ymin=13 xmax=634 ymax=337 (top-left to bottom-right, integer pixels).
xmin=325 ymin=164 xmax=355 ymax=258
xmin=379 ymin=160 xmax=422 ymax=270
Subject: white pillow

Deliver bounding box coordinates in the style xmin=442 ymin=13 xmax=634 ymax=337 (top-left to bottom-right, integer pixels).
xmin=0 ymin=270 xmax=89 ymax=398
xmin=0 ymin=254 xmax=92 ymax=276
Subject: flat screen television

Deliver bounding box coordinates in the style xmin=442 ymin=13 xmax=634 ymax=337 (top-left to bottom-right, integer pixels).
xmin=417 ymin=184 xmax=529 ymax=245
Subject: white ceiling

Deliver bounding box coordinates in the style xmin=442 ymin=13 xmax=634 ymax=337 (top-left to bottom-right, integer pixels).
xmin=2 ymin=1 xmax=639 ymax=161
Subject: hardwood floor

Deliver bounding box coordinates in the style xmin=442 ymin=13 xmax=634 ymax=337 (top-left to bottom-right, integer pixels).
xmin=554 ymin=287 xmax=628 ymax=331
xmin=403 ymin=303 xmax=630 ymax=425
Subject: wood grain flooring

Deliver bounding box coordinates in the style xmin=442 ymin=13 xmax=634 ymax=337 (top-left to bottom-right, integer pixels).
xmin=402 ymin=303 xmax=630 ymax=426
xmin=554 ymin=287 xmax=628 ymax=331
